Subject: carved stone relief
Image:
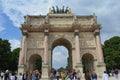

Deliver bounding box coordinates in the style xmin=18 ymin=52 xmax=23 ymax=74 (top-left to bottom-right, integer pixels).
xmin=79 ymin=32 xmax=95 ymax=48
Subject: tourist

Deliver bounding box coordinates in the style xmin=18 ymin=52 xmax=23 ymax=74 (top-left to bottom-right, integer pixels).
xmin=0 ymin=71 xmax=4 ymax=80
xmin=91 ymin=71 xmax=97 ymax=80
xmin=56 ymin=70 xmax=60 ymax=80
xmin=114 ymin=69 xmax=119 ymax=80
xmin=85 ymin=70 xmax=91 ymax=80
xmin=76 ymin=70 xmax=82 ymax=80
xmin=72 ymin=69 xmax=77 ymax=80
xmin=31 ymin=71 xmax=36 ymax=80
xmin=60 ymin=70 xmax=66 ymax=80
xmin=49 ymin=71 xmax=54 ymax=80
xmin=102 ymin=71 xmax=109 ymax=80
xmin=4 ymin=70 xmax=9 ymax=80
xmin=35 ymin=70 xmax=40 ymax=80
xmin=9 ymin=72 xmax=15 ymax=80
xmin=65 ymin=73 xmax=72 ymax=80
xmin=18 ymin=73 xmax=23 ymax=80
xmin=23 ymin=71 xmax=29 ymax=80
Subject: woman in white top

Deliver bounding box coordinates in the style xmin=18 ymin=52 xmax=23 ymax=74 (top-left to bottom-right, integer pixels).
xmin=102 ymin=71 xmax=109 ymax=80
xmin=18 ymin=73 xmax=23 ymax=80
xmin=10 ymin=73 xmax=15 ymax=80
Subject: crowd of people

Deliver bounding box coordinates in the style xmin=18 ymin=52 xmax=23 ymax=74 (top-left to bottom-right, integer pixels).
xmin=0 ymin=68 xmax=119 ymax=80
xmin=49 ymin=69 xmax=82 ymax=80
xmin=49 ymin=69 xmax=99 ymax=80
xmin=50 ymin=68 xmax=119 ymax=80
xmin=0 ymin=70 xmax=41 ymax=80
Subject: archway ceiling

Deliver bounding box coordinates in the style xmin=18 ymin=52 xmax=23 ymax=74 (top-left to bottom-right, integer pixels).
xmin=52 ymin=38 xmax=71 ymax=50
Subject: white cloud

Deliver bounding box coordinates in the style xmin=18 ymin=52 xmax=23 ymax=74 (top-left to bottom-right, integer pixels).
xmin=1 ymin=0 xmax=120 ymax=41
xmin=9 ymin=39 xmax=20 ymax=51
xmin=52 ymin=46 xmax=68 ymax=69
xmin=1 ymin=0 xmax=51 ymax=27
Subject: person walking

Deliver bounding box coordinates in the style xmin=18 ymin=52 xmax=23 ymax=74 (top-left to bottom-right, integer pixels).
xmin=56 ymin=70 xmax=60 ymax=80
xmin=85 ymin=70 xmax=91 ymax=80
xmin=114 ymin=69 xmax=119 ymax=80
xmin=9 ymin=72 xmax=16 ymax=80
xmin=102 ymin=71 xmax=109 ymax=80
xmin=91 ymin=71 xmax=97 ymax=80
xmin=49 ymin=71 xmax=54 ymax=80
xmin=0 ymin=71 xmax=4 ymax=80
xmin=76 ymin=70 xmax=82 ymax=80
xmin=18 ymin=73 xmax=23 ymax=80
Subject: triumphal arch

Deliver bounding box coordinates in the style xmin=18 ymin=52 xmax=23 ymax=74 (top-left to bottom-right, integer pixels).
xmin=18 ymin=7 xmax=105 ymax=79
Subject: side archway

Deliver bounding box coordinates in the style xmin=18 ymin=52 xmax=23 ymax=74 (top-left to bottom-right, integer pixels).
xmin=29 ymin=54 xmax=42 ymax=73
xmin=82 ymin=53 xmax=94 ymax=73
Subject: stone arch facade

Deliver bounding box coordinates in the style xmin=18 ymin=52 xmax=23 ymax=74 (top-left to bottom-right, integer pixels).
xmin=18 ymin=13 xmax=106 ymax=79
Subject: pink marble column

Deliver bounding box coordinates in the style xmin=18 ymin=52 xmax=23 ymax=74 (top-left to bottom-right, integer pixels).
xmin=19 ymin=34 xmax=27 ymax=65
xmin=95 ymin=29 xmax=104 ymax=63
xmin=75 ymin=30 xmax=81 ymax=64
xmin=44 ymin=30 xmax=49 ymax=64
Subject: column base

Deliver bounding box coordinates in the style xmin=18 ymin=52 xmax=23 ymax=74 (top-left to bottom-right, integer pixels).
xmin=41 ymin=64 xmax=49 ymax=80
xmin=75 ymin=63 xmax=84 ymax=79
xmin=76 ymin=63 xmax=83 ymax=67
xmin=97 ymin=62 xmax=106 ymax=78
xmin=18 ymin=64 xmax=26 ymax=74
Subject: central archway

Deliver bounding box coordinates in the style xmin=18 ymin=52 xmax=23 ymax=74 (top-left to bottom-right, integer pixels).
xmin=51 ymin=38 xmax=72 ymax=70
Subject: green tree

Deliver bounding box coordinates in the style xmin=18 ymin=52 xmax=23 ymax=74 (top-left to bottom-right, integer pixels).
xmin=103 ymin=36 xmax=120 ymax=69
xmin=9 ymin=48 xmax=20 ymax=71
xmin=0 ymin=38 xmax=11 ymax=70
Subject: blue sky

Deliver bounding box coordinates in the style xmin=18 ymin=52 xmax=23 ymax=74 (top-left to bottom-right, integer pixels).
xmin=0 ymin=0 xmax=120 ymax=69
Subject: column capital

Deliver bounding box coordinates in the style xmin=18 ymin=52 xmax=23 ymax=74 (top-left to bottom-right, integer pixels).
xmin=94 ymin=29 xmax=100 ymax=36
xmin=22 ymin=30 xmax=28 ymax=36
xmin=74 ymin=29 xmax=79 ymax=36
xmin=76 ymin=63 xmax=82 ymax=67
xmin=44 ymin=29 xmax=49 ymax=36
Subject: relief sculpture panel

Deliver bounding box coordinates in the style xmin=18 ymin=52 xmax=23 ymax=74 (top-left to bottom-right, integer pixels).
xmin=28 ymin=39 xmax=44 ymax=48
xmin=80 ymin=32 xmax=95 ymax=48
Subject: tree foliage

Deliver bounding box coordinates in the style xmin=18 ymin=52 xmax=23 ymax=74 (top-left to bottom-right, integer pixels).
xmin=0 ymin=38 xmax=11 ymax=70
xmin=9 ymin=48 xmax=20 ymax=71
xmin=103 ymin=36 xmax=120 ymax=69
xmin=0 ymin=38 xmax=20 ymax=71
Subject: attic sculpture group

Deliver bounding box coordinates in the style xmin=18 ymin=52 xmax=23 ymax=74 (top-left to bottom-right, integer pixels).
xmin=49 ymin=6 xmax=72 ymax=14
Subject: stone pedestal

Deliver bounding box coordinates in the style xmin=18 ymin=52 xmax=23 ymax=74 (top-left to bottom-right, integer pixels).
xmin=97 ymin=62 xmax=106 ymax=78
xmin=76 ymin=63 xmax=83 ymax=73
xmin=76 ymin=63 xmax=84 ymax=79
xmin=42 ymin=64 xmax=49 ymax=80
xmin=18 ymin=65 xmax=25 ymax=74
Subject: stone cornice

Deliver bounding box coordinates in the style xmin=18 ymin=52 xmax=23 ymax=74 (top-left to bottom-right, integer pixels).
xmin=72 ymin=23 xmax=81 ymax=30
xmin=20 ymin=23 xmax=101 ymax=32
xmin=48 ymin=13 xmax=74 ymax=18
xmin=80 ymin=47 xmax=96 ymax=50
xmin=42 ymin=23 xmax=51 ymax=30
xmin=91 ymin=23 xmax=101 ymax=30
